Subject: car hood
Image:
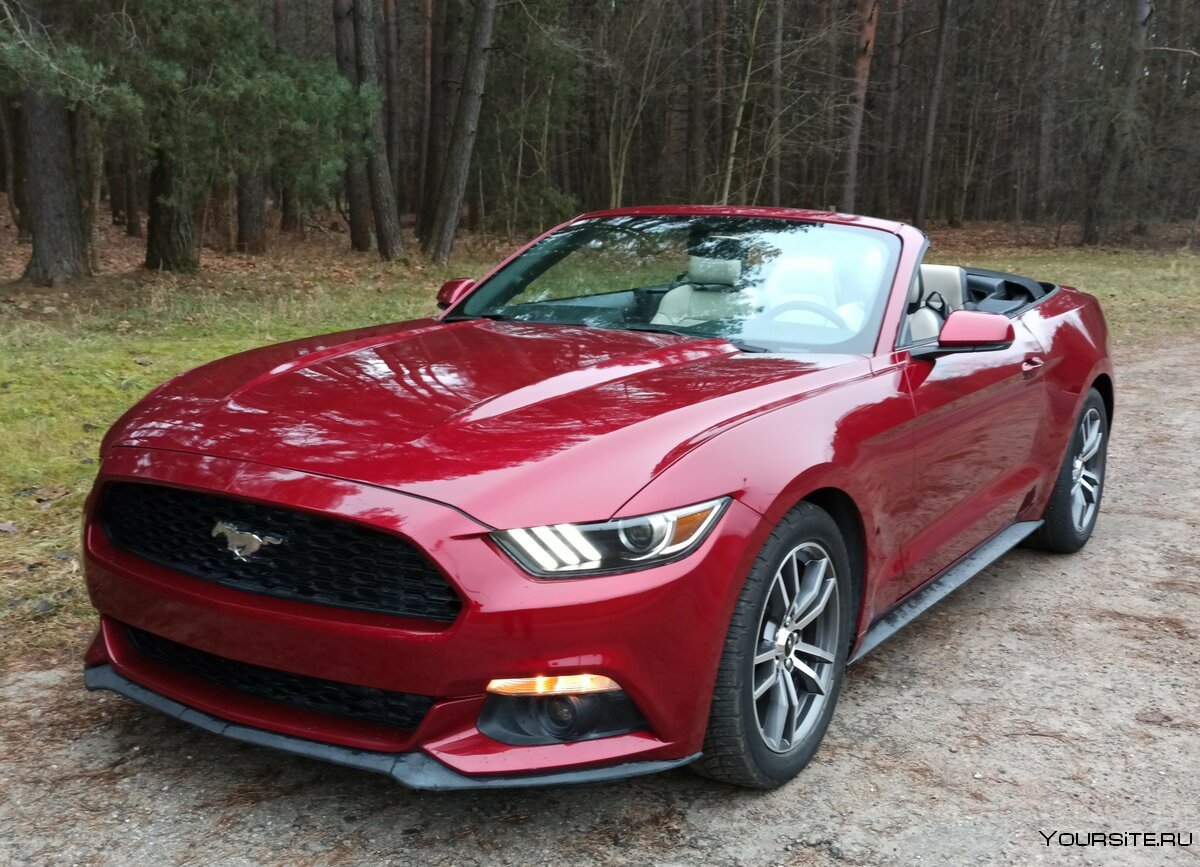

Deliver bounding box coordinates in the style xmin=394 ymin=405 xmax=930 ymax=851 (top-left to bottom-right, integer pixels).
xmin=105 ymin=319 xmax=862 ymax=527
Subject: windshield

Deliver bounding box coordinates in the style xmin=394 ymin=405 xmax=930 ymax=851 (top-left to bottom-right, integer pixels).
xmin=459 ymin=215 xmax=901 ymax=354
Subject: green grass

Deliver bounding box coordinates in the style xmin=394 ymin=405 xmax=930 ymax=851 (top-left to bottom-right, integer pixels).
xmin=0 ymin=239 xmax=1196 ymax=666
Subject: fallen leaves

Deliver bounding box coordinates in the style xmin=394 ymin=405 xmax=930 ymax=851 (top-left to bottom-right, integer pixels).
xmin=1135 ymin=708 xmax=1198 ymax=731
xmin=1002 ymin=727 xmax=1079 ymax=745
xmin=17 ymin=486 xmax=71 ymax=504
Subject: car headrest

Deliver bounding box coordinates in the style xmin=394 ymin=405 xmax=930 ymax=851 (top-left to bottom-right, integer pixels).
xmin=919 ymin=264 xmax=967 ymax=310
xmin=688 ymin=255 xmax=741 ymax=287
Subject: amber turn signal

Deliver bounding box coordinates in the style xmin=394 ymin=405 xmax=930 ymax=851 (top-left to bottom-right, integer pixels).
xmin=486 ymin=674 xmax=621 ymax=696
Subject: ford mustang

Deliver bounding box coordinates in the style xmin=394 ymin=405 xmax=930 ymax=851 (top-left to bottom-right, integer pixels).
xmin=82 ymin=206 xmax=1113 ymax=789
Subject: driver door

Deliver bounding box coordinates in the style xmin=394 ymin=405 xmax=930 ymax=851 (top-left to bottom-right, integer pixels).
xmin=887 ymin=315 xmax=1050 ymax=608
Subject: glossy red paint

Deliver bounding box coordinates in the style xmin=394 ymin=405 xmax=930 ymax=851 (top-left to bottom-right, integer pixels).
xmin=936 ymin=309 xmax=1016 ymax=348
xmin=436 ymin=277 xmax=475 ymax=310
xmin=82 ymin=205 xmax=1113 ymax=785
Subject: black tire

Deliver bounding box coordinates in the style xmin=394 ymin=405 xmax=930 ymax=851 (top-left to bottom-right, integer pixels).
xmin=1026 ymin=387 xmax=1109 ymax=553
xmin=693 ymin=502 xmax=853 ymax=789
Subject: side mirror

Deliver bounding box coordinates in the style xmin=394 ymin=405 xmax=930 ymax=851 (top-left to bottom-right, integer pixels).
xmin=436 ymin=278 xmax=475 ymax=310
xmin=910 ymin=310 xmax=1015 ymax=360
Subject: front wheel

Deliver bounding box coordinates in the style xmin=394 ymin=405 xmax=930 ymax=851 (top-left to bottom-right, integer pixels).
xmin=694 ymin=503 xmax=853 ymax=789
xmin=1026 ymin=387 xmax=1109 ymax=553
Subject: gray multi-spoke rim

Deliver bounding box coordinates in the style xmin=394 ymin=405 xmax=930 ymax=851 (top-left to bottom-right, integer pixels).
xmin=752 ymin=541 xmax=840 ymax=754
xmin=1070 ymin=407 xmax=1104 ymax=532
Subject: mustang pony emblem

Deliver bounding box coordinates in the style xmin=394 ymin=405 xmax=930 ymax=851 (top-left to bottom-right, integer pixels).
xmin=211 ymin=521 xmax=282 ymax=561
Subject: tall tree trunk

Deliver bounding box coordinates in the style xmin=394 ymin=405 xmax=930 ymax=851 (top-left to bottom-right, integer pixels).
xmin=383 ymin=0 xmax=404 ymax=215
xmin=915 ymin=0 xmax=951 ymax=227
xmin=333 ymin=0 xmax=373 ymax=252
xmin=0 ymin=107 xmax=6 ymax=194
xmin=418 ymin=0 xmax=446 ymax=239
xmin=820 ymin=0 xmax=844 ymax=207
xmin=879 ymin=0 xmax=905 ymax=214
xmin=710 ymin=0 xmax=727 ymax=181
xmin=354 ymin=0 xmax=403 ymax=259
xmin=1035 ymin=0 xmax=1064 ymax=224
xmin=420 ymin=0 xmax=463 ymax=241
xmin=417 ymin=0 xmax=434 ymax=223
xmin=236 ymin=168 xmax=267 ymax=253
xmin=145 ymin=148 xmax=196 ymax=271
xmin=719 ymin=0 xmax=767 ymax=205
xmin=686 ymin=0 xmax=706 ymax=195
xmin=769 ymin=0 xmax=784 ymax=205
xmin=123 ymin=148 xmax=142 ymax=238
xmin=840 ymin=0 xmax=880 ymax=212
xmin=105 ymin=155 xmax=126 ymax=224
xmin=0 ymin=99 xmax=28 ymax=240
xmin=279 ymin=184 xmax=301 ymax=232
xmin=1082 ymin=0 xmax=1153 ymax=245
xmin=75 ymin=110 xmax=103 ymax=273
xmin=603 ymin=6 xmax=669 ymax=209
xmin=20 ymin=90 xmax=89 ymax=285
xmin=273 ymin=0 xmax=300 ymax=233
xmin=951 ymin=81 xmax=985 ymax=227
xmin=423 ymin=0 xmax=498 ymax=262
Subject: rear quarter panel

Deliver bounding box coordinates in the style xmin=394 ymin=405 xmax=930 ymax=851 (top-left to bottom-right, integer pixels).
xmin=1017 ymin=287 xmax=1113 ymax=520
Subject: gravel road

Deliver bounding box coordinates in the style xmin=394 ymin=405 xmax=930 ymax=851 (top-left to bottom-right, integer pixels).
xmin=1 ymin=345 xmax=1197 ymax=867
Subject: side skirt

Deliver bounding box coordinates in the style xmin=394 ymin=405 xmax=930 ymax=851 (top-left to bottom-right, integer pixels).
xmin=849 ymin=520 xmax=1043 ymax=664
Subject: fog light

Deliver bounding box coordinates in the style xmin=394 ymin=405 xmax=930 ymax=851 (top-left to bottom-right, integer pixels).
xmin=542 ymin=695 xmax=583 ymax=737
xmin=487 ymin=674 xmax=620 ymax=696
xmin=478 ymin=689 xmax=647 ymax=746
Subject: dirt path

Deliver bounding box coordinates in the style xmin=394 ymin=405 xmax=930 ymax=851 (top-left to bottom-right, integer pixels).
xmin=2 ymin=345 xmax=1197 ymax=867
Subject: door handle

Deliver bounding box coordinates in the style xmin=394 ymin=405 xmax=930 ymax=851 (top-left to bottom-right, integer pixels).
xmin=1022 ymin=356 xmax=1045 ymax=377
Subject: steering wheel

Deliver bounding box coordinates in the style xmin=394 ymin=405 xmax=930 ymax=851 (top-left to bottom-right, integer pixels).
xmin=761 ymin=300 xmax=852 ymax=331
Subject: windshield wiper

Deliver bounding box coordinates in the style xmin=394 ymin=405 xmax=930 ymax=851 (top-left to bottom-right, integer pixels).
xmin=611 ymin=323 xmax=771 ymax=353
xmin=446 ymin=316 xmax=771 ymax=352
xmin=442 ymin=311 xmax=519 ymax=322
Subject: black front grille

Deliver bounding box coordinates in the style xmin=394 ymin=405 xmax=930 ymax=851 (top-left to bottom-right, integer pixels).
xmin=126 ymin=626 xmax=433 ymax=730
xmin=99 ymin=482 xmax=462 ymax=622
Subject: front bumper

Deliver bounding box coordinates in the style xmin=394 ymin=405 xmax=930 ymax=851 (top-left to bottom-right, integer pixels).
xmin=84 ymin=665 xmax=698 ymax=789
xmin=83 ymin=447 xmax=760 ymax=784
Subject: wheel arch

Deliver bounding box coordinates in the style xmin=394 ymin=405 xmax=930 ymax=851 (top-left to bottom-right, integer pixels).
xmin=1091 ymin=372 xmax=1114 ymax=424
xmin=799 ymin=487 xmax=868 ymax=647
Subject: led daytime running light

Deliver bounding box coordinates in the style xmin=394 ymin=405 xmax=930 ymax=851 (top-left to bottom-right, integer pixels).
xmin=487 ymin=674 xmax=621 ymax=695
xmin=494 ymin=498 xmax=728 ymax=577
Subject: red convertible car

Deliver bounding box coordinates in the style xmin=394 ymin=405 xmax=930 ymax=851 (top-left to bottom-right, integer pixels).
xmin=83 ymin=207 xmax=1112 ymax=789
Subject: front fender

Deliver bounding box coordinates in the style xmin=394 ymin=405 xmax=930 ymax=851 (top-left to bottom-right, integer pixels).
xmin=617 ymin=358 xmax=915 ymax=644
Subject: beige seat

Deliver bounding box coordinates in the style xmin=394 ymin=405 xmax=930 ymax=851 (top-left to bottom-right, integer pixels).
xmin=918 ymin=264 xmax=967 ymax=311
xmin=652 ymin=256 xmax=751 ymax=327
xmin=907 ymin=275 xmax=940 ymax=342
xmin=907 ymin=265 xmax=968 ymax=342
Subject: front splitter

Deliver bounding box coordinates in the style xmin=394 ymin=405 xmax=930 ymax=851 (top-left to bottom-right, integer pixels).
xmin=84 ymin=665 xmax=698 ymax=790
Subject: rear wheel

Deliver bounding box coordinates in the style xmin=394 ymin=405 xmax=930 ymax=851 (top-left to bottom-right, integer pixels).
xmin=694 ymin=503 xmax=852 ymax=789
xmin=1026 ymin=388 xmax=1109 ymax=553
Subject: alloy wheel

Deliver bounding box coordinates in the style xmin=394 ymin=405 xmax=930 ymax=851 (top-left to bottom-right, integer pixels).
xmin=1070 ymin=407 xmax=1105 ymax=532
xmin=752 ymin=542 xmax=840 ymax=753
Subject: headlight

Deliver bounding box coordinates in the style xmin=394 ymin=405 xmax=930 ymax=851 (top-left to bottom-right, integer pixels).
xmin=493 ymin=497 xmax=730 ymax=577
